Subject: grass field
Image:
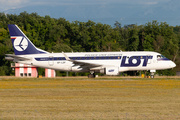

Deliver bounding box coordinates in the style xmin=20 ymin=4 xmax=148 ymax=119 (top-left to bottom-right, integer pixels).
xmin=0 ymin=77 xmax=180 ymax=119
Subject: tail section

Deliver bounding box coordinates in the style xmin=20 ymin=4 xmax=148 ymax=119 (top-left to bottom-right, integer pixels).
xmin=8 ymin=24 xmax=48 ymax=55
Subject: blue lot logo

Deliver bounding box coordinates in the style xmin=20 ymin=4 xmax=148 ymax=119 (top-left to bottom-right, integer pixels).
xmin=108 ymin=69 xmax=115 ymax=72
xmin=121 ymin=56 xmax=152 ymax=67
xmin=13 ymin=37 xmax=28 ymax=51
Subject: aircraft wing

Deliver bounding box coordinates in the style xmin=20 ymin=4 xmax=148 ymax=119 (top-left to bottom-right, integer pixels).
xmin=5 ymin=54 xmax=31 ymax=61
xmin=62 ymin=52 xmax=102 ymax=68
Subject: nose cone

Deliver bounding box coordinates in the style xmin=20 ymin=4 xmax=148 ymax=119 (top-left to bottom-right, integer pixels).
xmin=169 ymin=61 xmax=176 ymax=68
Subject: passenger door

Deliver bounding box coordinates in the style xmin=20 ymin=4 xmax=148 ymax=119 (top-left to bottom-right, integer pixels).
xmin=48 ymin=56 xmax=54 ymax=66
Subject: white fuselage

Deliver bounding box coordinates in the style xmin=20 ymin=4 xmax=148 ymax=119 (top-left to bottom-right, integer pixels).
xmin=17 ymin=51 xmax=176 ymax=74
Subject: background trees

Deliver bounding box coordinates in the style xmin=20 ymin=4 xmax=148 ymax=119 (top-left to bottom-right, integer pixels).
xmin=0 ymin=12 xmax=179 ymax=76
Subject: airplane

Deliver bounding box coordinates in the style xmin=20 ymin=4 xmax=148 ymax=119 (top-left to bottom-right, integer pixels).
xmin=5 ymin=24 xmax=176 ymax=78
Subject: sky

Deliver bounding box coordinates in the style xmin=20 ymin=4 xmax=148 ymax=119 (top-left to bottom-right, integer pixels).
xmin=0 ymin=0 xmax=172 ymax=11
xmin=1 ymin=0 xmax=178 ymax=26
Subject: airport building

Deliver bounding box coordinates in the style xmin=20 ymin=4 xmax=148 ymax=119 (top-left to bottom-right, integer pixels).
xmin=11 ymin=63 xmax=56 ymax=77
xmin=45 ymin=68 xmax=56 ymax=77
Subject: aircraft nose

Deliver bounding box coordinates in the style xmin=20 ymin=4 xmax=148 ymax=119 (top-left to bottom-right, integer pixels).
xmin=169 ymin=61 xmax=176 ymax=68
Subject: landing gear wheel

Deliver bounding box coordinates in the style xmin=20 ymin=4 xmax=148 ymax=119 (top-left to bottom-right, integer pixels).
xmin=88 ymin=73 xmax=95 ymax=78
xmin=151 ymin=75 xmax=154 ymax=78
xmin=150 ymin=71 xmax=155 ymax=78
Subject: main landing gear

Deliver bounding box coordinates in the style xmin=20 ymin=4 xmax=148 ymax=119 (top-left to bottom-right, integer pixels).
xmin=88 ymin=71 xmax=95 ymax=78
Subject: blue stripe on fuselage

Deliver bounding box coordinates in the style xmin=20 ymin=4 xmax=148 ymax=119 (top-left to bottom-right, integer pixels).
xmin=35 ymin=56 xmax=122 ymax=61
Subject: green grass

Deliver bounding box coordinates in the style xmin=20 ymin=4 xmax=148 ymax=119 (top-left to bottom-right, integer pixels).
xmin=0 ymin=77 xmax=180 ymax=119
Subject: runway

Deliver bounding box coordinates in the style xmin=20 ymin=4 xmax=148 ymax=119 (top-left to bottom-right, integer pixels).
xmin=0 ymin=77 xmax=180 ymax=119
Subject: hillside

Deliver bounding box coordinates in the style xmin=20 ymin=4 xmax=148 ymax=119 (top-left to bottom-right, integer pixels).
xmin=134 ymin=0 xmax=180 ymax=26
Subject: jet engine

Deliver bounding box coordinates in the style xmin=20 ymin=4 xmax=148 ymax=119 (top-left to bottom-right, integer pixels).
xmin=100 ymin=67 xmax=119 ymax=75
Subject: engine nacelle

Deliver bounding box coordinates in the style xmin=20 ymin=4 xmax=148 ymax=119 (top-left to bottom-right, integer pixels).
xmin=61 ymin=66 xmax=72 ymax=71
xmin=100 ymin=67 xmax=119 ymax=75
xmin=61 ymin=66 xmax=83 ymax=72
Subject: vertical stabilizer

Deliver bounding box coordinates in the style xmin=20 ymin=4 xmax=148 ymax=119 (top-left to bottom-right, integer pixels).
xmin=8 ymin=24 xmax=48 ymax=55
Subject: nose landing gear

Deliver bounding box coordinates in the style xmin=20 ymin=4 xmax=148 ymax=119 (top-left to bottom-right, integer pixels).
xmin=150 ymin=70 xmax=156 ymax=78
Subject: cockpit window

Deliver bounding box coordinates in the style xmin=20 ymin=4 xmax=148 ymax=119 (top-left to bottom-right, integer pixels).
xmin=161 ymin=55 xmax=166 ymax=58
xmin=157 ymin=55 xmax=166 ymax=58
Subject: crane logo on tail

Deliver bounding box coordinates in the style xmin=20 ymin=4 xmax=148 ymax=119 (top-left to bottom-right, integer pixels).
xmin=12 ymin=37 xmax=28 ymax=51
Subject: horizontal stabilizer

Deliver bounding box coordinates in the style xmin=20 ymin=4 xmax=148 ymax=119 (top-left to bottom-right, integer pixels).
xmin=5 ymin=54 xmax=31 ymax=61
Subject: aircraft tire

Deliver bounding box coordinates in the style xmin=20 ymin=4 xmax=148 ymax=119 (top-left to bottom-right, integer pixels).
xmin=151 ymin=75 xmax=154 ymax=78
xmin=88 ymin=74 xmax=95 ymax=78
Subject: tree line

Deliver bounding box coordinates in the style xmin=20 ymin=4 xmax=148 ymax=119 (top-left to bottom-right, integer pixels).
xmin=0 ymin=11 xmax=180 ymax=76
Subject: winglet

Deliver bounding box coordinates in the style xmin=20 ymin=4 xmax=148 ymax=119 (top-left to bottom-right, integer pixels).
xmin=62 ymin=52 xmax=71 ymax=61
